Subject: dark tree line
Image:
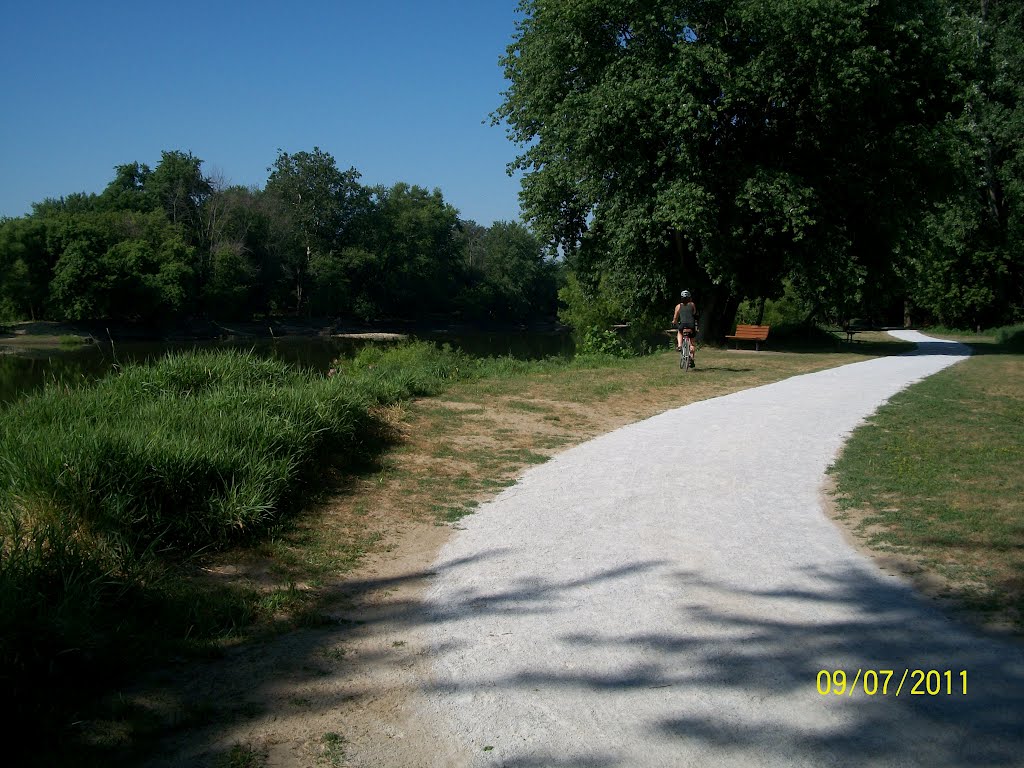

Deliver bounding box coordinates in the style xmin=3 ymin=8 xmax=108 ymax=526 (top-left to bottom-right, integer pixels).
xmin=495 ymin=0 xmax=1024 ymax=336
xmin=0 ymin=149 xmax=560 ymax=326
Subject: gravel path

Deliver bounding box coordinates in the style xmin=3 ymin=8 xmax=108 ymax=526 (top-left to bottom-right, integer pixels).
xmin=415 ymin=331 xmax=1024 ymax=767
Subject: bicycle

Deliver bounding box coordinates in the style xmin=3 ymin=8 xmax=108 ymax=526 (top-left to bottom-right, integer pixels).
xmin=678 ymin=330 xmax=696 ymax=372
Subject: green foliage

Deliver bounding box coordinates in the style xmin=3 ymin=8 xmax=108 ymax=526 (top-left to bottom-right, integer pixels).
xmin=3 ymin=146 xmax=561 ymax=325
xmin=557 ymin=271 xmax=625 ymax=333
xmin=204 ymin=243 xmax=256 ymax=318
xmin=357 ymin=183 xmax=463 ymax=319
xmin=496 ymin=0 xmax=960 ymax=336
xmin=341 ymin=340 xmax=473 ymax=398
xmin=45 ymin=211 xmax=195 ymax=321
xmin=909 ymin=0 xmax=1024 ymax=328
xmin=265 ymin=147 xmax=368 ymax=312
xmin=558 ymin=269 xmax=662 ymax=354
xmin=1 ymin=352 xmax=360 ymax=550
xmin=994 ymin=324 xmax=1024 ymax=350
xmin=0 ymin=216 xmax=52 ymax=320
xmin=458 ymin=219 xmax=559 ymax=321
xmin=735 ymin=281 xmax=815 ymax=328
xmin=147 ymin=151 xmax=212 ymax=242
xmin=576 ymin=327 xmax=632 ymax=358
xmin=98 ymin=161 xmax=153 ymax=212
xmin=0 ymin=343 xmax=483 ymax=740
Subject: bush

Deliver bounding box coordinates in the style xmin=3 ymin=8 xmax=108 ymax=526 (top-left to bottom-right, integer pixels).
xmin=994 ymin=324 xmax=1024 ymax=350
xmin=735 ymin=280 xmax=815 ymax=328
xmin=1 ymin=351 xmax=371 ymax=551
xmin=576 ymin=327 xmax=633 ymax=358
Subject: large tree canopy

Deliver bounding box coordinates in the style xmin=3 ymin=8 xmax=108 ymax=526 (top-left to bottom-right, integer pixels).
xmin=265 ymin=147 xmax=368 ymax=312
xmin=496 ymin=0 xmax=959 ymax=336
xmin=909 ymin=0 xmax=1024 ymax=328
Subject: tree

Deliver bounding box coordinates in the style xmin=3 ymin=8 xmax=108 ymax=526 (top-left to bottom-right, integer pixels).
xmin=0 ymin=217 xmax=52 ymax=320
xmin=146 ymin=151 xmax=213 ymax=243
xmin=98 ymin=162 xmax=154 ymax=213
xmin=200 ymin=184 xmax=289 ymax=317
xmin=46 ymin=211 xmax=194 ymax=322
xmin=909 ymin=0 xmax=1024 ymax=327
xmin=472 ymin=220 xmax=557 ymax=321
xmin=265 ymin=148 xmax=368 ymax=313
xmin=496 ymin=0 xmax=958 ymax=337
xmin=357 ymin=183 xmax=463 ymax=319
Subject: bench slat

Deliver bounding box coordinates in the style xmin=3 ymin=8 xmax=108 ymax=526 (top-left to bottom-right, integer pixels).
xmin=725 ymin=324 xmax=770 ymax=350
xmin=725 ymin=325 xmax=770 ymax=340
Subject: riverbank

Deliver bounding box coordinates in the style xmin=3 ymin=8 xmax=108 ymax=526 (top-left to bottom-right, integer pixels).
xmin=0 ymin=317 xmax=566 ymax=348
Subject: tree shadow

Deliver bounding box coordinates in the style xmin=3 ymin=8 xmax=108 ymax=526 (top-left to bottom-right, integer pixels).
xmin=72 ymin=534 xmax=1024 ymax=767
xmin=408 ymin=561 xmax=1024 ymax=766
xmin=689 ymin=366 xmax=755 ymax=373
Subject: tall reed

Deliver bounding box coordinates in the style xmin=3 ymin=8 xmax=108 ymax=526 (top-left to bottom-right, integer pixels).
xmin=0 ymin=343 xmax=472 ymax=742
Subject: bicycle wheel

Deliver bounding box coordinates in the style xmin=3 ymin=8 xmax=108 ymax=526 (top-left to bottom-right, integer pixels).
xmin=679 ymin=339 xmax=691 ymax=371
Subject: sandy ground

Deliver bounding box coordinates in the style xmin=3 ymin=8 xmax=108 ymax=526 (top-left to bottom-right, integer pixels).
xmin=138 ymin=511 xmax=463 ymax=767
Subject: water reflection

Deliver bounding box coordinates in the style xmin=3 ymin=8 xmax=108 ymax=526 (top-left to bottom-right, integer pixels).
xmin=0 ymin=330 xmax=573 ymax=406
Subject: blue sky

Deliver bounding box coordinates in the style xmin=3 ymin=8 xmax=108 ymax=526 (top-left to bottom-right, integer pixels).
xmin=0 ymin=1 xmax=526 ymax=225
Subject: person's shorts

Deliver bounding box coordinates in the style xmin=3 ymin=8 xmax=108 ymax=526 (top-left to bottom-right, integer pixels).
xmin=678 ymin=323 xmax=695 ymax=336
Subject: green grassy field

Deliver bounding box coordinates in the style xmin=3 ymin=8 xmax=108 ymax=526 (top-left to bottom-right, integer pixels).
xmin=829 ymin=333 xmax=1024 ymax=632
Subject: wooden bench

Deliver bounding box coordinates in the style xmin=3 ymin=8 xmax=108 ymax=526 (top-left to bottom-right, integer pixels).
xmin=725 ymin=324 xmax=770 ymax=351
xmin=841 ymin=318 xmax=873 ymax=342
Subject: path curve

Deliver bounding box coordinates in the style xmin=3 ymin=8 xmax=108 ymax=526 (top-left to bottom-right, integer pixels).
xmin=414 ymin=331 xmax=1024 ymax=767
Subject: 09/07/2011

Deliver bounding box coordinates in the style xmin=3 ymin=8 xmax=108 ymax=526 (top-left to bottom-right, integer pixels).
xmin=816 ymin=669 xmax=967 ymax=697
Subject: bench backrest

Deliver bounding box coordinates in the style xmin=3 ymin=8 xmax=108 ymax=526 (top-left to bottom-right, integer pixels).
xmin=844 ymin=319 xmax=872 ymax=331
xmin=730 ymin=324 xmax=770 ymax=340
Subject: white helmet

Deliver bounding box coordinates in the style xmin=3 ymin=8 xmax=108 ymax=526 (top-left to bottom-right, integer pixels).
xmin=680 ymin=290 xmax=691 ymax=299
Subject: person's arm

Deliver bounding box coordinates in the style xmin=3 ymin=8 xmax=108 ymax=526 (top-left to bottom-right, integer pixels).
xmin=672 ymin=304 xmax=681 ymax=324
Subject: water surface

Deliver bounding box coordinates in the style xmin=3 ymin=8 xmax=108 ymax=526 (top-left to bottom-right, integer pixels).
xmin=0 ymin=330 xmax=573 ymax=406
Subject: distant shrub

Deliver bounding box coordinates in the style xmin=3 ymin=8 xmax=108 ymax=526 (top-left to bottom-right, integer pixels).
xmin=577 ymin=327 xmax=633 ymax=358
xmin=994 ymin=324 xmax=1024 ymax=350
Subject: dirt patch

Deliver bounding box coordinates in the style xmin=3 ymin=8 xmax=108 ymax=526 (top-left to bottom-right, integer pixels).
xmin=135 ymin=514 xmax=467 ymax=768
xmin=332 ymin=332 xmax=409 ymax=341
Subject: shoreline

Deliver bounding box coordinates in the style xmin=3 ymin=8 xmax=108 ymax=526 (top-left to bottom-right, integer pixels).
xmin=0 ymin=317 xmax=568 ymax=349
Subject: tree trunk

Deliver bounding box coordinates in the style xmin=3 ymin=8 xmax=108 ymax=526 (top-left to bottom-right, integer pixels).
xmin=698 ymin=285 xmax=740 ymax=343
xmin=755 ymin=296 xmax=766 ymax=326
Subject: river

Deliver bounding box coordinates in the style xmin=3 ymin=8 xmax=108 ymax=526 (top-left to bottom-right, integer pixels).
xmin=0 ymin=330 xmax=575 ymax=406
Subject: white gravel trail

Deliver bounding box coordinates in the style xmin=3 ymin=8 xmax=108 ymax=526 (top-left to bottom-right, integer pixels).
xmin=416 ymin=332 xmax=1024 ymax=767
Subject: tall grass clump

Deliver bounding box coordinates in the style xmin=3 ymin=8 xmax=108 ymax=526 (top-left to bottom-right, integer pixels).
xmin=1 ymin=351 xmax=370 ymax=551
xmin=993 ymin=323 xmax=1024 ymax=350
xmin=0 ymin=344 xmax=470 ymax=743
xmin=342 ymin=341 xmax=474 ymax=400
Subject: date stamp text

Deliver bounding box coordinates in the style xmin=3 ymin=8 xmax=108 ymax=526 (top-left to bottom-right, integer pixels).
xmin=816 ymin=669 xmax=967 ymax=697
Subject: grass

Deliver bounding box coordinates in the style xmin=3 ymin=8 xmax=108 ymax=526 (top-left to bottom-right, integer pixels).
xmin=6 ymin=333 xmax=918 ymax=763
xmin=319 ymin=731 xmax=347 ymax=766
xmin=0 ymin=343 xmax=468 ymax=757
xmin=214 ymin=743 xmax=269 ymax=768
xmin=829 ymin=333 xmax=1024 ymax=631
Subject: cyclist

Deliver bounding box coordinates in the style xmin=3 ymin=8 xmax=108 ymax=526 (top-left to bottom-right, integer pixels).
xmin=673 ymin=290 xmax=698 ymax=368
